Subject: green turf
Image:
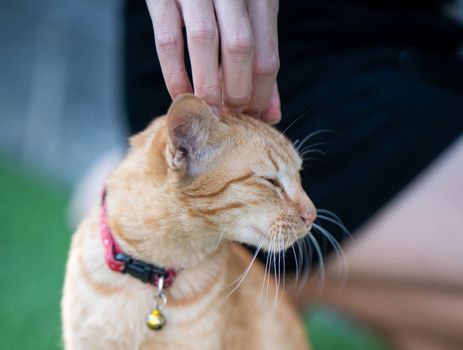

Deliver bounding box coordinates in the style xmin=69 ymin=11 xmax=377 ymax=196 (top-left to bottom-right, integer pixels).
xmin=0 ymin=158 xmax=391 ymax=350
xmin=306 ymin=306 xmax=392 ymax=350
xmin=0 ymin=159 xmax=70 ymax=350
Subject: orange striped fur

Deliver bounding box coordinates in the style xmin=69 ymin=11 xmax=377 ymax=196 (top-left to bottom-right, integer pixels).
xmin=62 ymin=94 xmax=315 ymax=349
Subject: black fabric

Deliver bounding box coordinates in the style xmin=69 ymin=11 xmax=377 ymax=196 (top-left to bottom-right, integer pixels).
xmin=123 ymin=0 xmax=463 ymax=266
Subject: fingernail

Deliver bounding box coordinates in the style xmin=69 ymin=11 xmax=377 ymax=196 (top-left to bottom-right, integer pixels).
xmin=210 ymin=106 xmax=220 ymax=118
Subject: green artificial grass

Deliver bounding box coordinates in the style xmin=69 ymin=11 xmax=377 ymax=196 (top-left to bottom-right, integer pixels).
xmin=0 ymin=158 xmax=70 ymax=350
xmin=0 ymin=157 xmax=391 ymax=350
xmin=305 ymin=306 xmax=392 ymax=350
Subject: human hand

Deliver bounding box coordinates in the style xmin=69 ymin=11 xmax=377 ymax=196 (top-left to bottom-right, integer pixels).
xmin=146 ymin=0 xmax=281 ymax=124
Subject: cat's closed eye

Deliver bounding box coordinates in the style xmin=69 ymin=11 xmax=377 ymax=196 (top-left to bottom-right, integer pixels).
xmin=262 ymin=177 xmax=282 ymax=189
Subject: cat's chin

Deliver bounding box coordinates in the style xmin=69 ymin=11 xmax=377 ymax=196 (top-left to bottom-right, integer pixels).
xmin=238 ymin=225 xmax=309 ymax=253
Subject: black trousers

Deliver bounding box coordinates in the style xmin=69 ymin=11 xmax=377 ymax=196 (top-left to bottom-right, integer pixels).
xmin=123 ymin=0 xmax=463 ymax=267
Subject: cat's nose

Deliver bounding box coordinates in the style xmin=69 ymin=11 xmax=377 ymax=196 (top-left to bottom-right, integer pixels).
xmin=301 ymin=210 xmax=317 ymax=226
xmin=294 ymin=192 xmax=317 ymax=226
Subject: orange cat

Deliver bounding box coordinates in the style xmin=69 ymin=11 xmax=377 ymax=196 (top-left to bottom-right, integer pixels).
xmin=61 ymin=94 xmax=315 ymax=349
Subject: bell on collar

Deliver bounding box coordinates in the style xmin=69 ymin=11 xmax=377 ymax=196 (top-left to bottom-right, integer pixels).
xmin=146 ymin=308 xmax=166 ymax=330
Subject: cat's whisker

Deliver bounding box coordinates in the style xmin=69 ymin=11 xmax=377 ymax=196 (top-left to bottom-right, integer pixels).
xmin=277 ymin=231 xmax=286 ymax=307
xmin=300 ymin=152 xmax=326 ymax=165
xmin=296 ymin=129 xmax=337 ymax=151
xmin=257 ymin=244 xmax=272 ymax=307
xmin=316 ymin=212 xmax=353 ymax=241
xmin=298 ymin=141 xmax=333 ymax=155
xmin=281 ymin=234 xmax=289 ymax=301
xmin=277 ymin=237 xmax=284 ymax=307
xmin=312 ymin=223 xmax=344 ymax=257
xmin=261 ymin=234 xmax=277 ymax=308
xmin=279 ymin=236 xmax=286 ymax=307
xmin=275 ymin=236 xmax=281 ymax=309
xmin=282 ymin=106 xmax=315 ymax=135
xmin=302 ymin=157 xmax=323 ymax=164
xmin=295 ymin=227 xmax=306 ymax=283
xmin=317 ymin=208 xmax=343 ymax=221
xmin=272 ymin=236 xmax=279 ymax=309
xmin=223 ymin=235 xmax=268 ymax=300
xmin=299 ymin=148 xmax=327 ymax=158
xmin=286 ymin=237 xmax=297 ymax=289
xmin=307 ymin=233 xmax=326 ymax=294
xmin=215 ymin=224 xmax=230 ymax=251
xmin=273 ymin=234 xmax=280 ymax=308
xmin=286 ymin=222 xmax=302 ymax=289
xmin=265 ymin=238 xmax=274 ymax=306
xmin=296 ymin=235 xmax=312 ymax=294
xmin=273 ymin=247 xmax=279 ymax=309
xmin=312 ymin=223 xmax=348 ymax=285
xmin=260 ymin=253 xmax=270 ymax=306
xmin=289 ymin=239 xmax=300 ymax=286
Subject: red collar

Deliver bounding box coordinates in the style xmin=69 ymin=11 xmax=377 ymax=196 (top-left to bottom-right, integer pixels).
xmin=100 ymin=189 xmax=176 ymax=288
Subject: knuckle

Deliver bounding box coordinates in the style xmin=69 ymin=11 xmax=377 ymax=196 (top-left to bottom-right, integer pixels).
xmin=188 ymin=21 xmax=217 ymax=43
xmin=195 ymin=82 xmax=220 ymax=100
xmin=155 ymin=31 xmax=180 ymax=49
xmin=196 ymin=84 xmax=220 ymax=97
xmin=225 ymin=91 xmax=251 ymax=107
xmin=224 ymin=34 xmax=253 ymax=56
xmin=254 ymin=56 xmax=280 ymax=77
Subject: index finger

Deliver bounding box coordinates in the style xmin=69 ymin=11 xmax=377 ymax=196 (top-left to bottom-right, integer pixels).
xmin=181 ymin=0 xmax=221 ymax=111
xmin=147 ymin=0 xmax=192 ymax=98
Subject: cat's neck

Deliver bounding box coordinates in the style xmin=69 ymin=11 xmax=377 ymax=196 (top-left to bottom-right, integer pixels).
xmin=116 ymin=233 xmax=230 ymax=303
xmin=89 ymin=200 xmax=231 ymax=303
xmin=81 ymin=208 xmax=232 ymax=305
xmin=112 ymin=214 xmax=223 ymax=273
xmin=167 ymin=242 xmax=230 ymax=303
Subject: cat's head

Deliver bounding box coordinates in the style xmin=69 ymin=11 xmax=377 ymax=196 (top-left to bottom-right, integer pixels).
xmin=109 ymin=94 xmax=315 ymax=260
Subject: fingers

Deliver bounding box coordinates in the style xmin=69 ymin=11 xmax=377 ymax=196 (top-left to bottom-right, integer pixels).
xmin=261 ymin=82 xmax=281 ymax=124
xmin=147 ymin=0 xmax=192 ymax=98
xmin=246 ymin=0 xmax=280 ymax=119
xmin=148 ymin=0 xmax=280 ymax=122
xmin=214 ymin=0 xmax=253 ymax=111
xmin=180 ymin=0 xmax=221 ymax=111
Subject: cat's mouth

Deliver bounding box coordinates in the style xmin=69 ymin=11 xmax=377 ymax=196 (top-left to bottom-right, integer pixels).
xmin=248 ymin=223 xmax=309 ymax=253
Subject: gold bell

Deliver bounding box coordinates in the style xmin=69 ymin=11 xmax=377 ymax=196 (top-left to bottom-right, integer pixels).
xmin=146 ymin=308 xmax=166 ymax=330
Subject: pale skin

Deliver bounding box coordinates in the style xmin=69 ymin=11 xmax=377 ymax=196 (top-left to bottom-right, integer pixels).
xmin=146 ymin=0 xmax=281 ymax=123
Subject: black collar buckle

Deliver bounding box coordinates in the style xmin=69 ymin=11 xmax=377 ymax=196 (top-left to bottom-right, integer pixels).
xmin=115 ymin=252 xmax=168 ymax=284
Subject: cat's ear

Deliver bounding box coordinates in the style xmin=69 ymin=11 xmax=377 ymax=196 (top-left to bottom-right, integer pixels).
xmin=166 ymin=93 xmax=222 ymax=172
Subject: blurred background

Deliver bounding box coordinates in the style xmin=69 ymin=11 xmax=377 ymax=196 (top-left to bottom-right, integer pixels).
xmin=0 ymin=0 xmax=462 ymax=349
xmin=0 ymin=0 xmax=125 ymax=185
xmin=0 ymin=0 xmax=126 ymax=349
